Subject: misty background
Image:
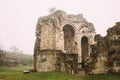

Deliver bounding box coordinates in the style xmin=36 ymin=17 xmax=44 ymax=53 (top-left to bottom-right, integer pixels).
xmin=0 ymin=0 xmax=120 ymax=54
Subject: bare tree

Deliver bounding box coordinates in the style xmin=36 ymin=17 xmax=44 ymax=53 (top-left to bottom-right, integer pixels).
xmin=10 ymin=46 xmax=19 ymax=53
xmin=0 ymin=44 xmax=3 ymax=50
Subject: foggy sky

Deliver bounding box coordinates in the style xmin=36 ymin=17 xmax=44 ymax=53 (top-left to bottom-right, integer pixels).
xmin=0 ymin=0 xmax=120 ymax=54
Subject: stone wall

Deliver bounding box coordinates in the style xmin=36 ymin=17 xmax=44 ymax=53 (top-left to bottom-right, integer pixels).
xmin=34 ymin=10 xmax=96 ymax=73
xmin=35 ymin=50 xmax=78 ymax=73
xmin=107 ymin=22 xmax=120 ymax=73
xmin=36 ymin=50 xmax=62 ymax=72
xmin=34 ymin=10 xmax=120 ymax=74
xmin=56 ymin=53 xmax=78 ymax=74
xmin=90 ymin=22 xmax=120 ymax=74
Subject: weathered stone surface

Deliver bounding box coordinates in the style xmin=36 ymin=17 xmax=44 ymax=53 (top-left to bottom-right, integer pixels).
xmin=34 ymin=10 xmax=120 ymax=74
xmin=36 ymin=50 xmax=62 ymax=72
xmin=56 ymin=53 xmax=78 ymax=74
xmin=90 ymin=22 xmax=120 ymax=74
xmin=34 ymin=10 xmax=95 ymax=74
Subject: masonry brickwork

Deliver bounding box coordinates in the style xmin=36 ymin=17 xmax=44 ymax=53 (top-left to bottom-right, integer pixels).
xmin=34 ymin=10 xmax=120 ymax=74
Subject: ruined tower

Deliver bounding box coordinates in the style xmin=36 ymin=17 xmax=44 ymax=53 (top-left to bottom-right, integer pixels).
xmin=34 ymin=10 xmax=96 ymax=72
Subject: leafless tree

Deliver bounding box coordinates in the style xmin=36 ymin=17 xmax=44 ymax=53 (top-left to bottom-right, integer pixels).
xmin=10 ymin=46 xmax=19 ymax=53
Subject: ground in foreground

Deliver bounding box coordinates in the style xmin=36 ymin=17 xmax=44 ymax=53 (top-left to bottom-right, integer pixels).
xmin=0 ymin=67 xmax=120 ymax=80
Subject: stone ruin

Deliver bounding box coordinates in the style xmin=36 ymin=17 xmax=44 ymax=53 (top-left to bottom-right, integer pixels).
xmin=34 ymin=10 xmax=120 ymax=74
xmin=90 ymin=22 xmax=120 ymax=74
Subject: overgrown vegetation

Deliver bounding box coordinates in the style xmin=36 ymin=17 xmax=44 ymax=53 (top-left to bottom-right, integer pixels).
xmin=0 ymin=47 xmax=33 ymax=67
xmin=0 ymin=67 xmax=120 ymax=80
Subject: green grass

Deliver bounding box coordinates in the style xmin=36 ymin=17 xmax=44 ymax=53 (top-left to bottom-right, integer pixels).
xmin=0 ymin=67 xmax=120 ymax=80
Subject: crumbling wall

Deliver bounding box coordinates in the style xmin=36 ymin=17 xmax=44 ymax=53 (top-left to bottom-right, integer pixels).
xmin=83 ymin=34 xmax=108 ymax=74
xmin=56 ymin=53 xmax=78 ymax=74
xmin=35 ymin=50 xmax=78 ymax=73
xmin=90 ymin=22 xmax=120 ymax=74
xmin=36 ymin=50 xmax=62 ymax=72
xmin=106 ymin=22 xmax=120 ymax=73
xmin=34 ymin=10 xmax=96 ymax=73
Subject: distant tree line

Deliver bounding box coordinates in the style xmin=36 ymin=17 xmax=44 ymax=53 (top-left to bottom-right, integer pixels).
xmin=0 ymin=46 xmax=33 ymax=67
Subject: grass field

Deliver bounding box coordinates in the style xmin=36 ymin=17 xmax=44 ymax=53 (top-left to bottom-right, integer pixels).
xmin=0 ymin=67 xmax=120 ymax=80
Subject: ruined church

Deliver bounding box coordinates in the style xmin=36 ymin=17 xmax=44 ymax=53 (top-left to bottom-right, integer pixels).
xmin=34 ymin=10 xmax=120 ymax=74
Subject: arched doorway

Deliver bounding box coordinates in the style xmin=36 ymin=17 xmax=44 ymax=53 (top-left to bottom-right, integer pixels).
xmin=81 ymin=36 xmax=89 ymax=68
xmin=63 ymin=24 xmax=75 ymax=53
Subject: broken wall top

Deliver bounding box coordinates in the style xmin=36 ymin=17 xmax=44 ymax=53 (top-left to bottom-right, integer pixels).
xmin=107 ymin=22 xmax=120 ymax=35
xmin=106 ymin=22 xmax=120 ymax=40
xmin=37 ymin=10 xmax=95 ymax=31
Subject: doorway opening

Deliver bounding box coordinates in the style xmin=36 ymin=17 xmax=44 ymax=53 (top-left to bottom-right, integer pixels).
xmin=81 ymin=36 xmax=89 ymax=68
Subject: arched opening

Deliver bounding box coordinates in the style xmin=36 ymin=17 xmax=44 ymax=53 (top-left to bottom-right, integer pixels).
xmin=81 ymin=36 xmax=89 ymax=68
xmin=63 ymin=24 xmax=75 ymax=53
